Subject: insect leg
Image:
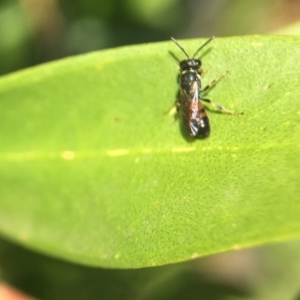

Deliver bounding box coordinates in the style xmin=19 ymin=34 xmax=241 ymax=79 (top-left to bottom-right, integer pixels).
xmin=200 ymin=97 xmax=243 ymax=115
xmin=201 ymin=71 xmax=229 ymax=93
xmin=166 ymin=100 xmax=181 ymax=124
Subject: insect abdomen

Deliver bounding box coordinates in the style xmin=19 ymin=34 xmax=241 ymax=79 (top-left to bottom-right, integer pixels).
xmin=190 ymin=115 xmax=210 ymax=138
xmin=187 ymin=112 xmax=210 ymax=138
xmin=180 ymin=103 xmax=210 ymax=138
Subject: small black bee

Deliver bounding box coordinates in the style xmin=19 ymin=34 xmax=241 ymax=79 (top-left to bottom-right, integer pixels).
xmin=171 ymin=37 xmax=242 ymax=139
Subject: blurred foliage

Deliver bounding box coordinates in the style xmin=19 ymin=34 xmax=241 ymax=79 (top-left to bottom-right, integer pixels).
xmin=0 ymin=2 xmax=32 ymax=75
xmin=0 ymin=0 xmax=300 ymax=76
xmin=1 ymin=236 xmax=300 ymax=299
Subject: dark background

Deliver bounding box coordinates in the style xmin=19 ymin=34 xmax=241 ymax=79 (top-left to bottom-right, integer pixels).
xmin=1 ymin=0 xmax=300 ymax=76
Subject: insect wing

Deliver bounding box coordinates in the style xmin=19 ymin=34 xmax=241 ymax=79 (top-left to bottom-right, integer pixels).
xmin=180 ymin=81 xmax=200 ymax=136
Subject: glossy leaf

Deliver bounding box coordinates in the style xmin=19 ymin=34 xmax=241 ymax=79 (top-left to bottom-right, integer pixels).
xmin=0 ymin=35 xmax=300 ymax=268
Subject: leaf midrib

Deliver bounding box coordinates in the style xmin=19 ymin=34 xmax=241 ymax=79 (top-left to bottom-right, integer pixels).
xmin=0 ymin=142 xmax=297 ymax=162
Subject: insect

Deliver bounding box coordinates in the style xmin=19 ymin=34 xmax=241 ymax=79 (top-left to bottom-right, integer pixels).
xmin=171 ymin=36 xmax=243 ymax=139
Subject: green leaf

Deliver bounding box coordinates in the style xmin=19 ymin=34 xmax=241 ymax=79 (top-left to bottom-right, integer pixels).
xmin=0 ymin=35 xmax=300 ymax=268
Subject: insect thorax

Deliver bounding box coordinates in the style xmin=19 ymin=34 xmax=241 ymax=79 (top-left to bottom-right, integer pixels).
xmin=180 ymin=70 xmax=201 ymax=91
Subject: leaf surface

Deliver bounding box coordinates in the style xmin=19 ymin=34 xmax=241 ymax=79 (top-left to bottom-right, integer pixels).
xmin=0 ymin=36 xmax=300 ymax=268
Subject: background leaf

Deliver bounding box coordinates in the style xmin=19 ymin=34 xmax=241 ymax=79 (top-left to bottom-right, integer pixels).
xmin=1 ymin=237 xmax=300 ymax=300
xmin=275 ymin=20 xmax=300 ymax=35
xmin=0 ymin=35 xmax=300 ymax=268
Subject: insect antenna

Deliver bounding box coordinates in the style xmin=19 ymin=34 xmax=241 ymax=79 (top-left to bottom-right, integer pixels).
xmin=192 ymin=36 xmax=215 ymax=58
xmin=171 ymin=37 xmax=190 ymax=59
